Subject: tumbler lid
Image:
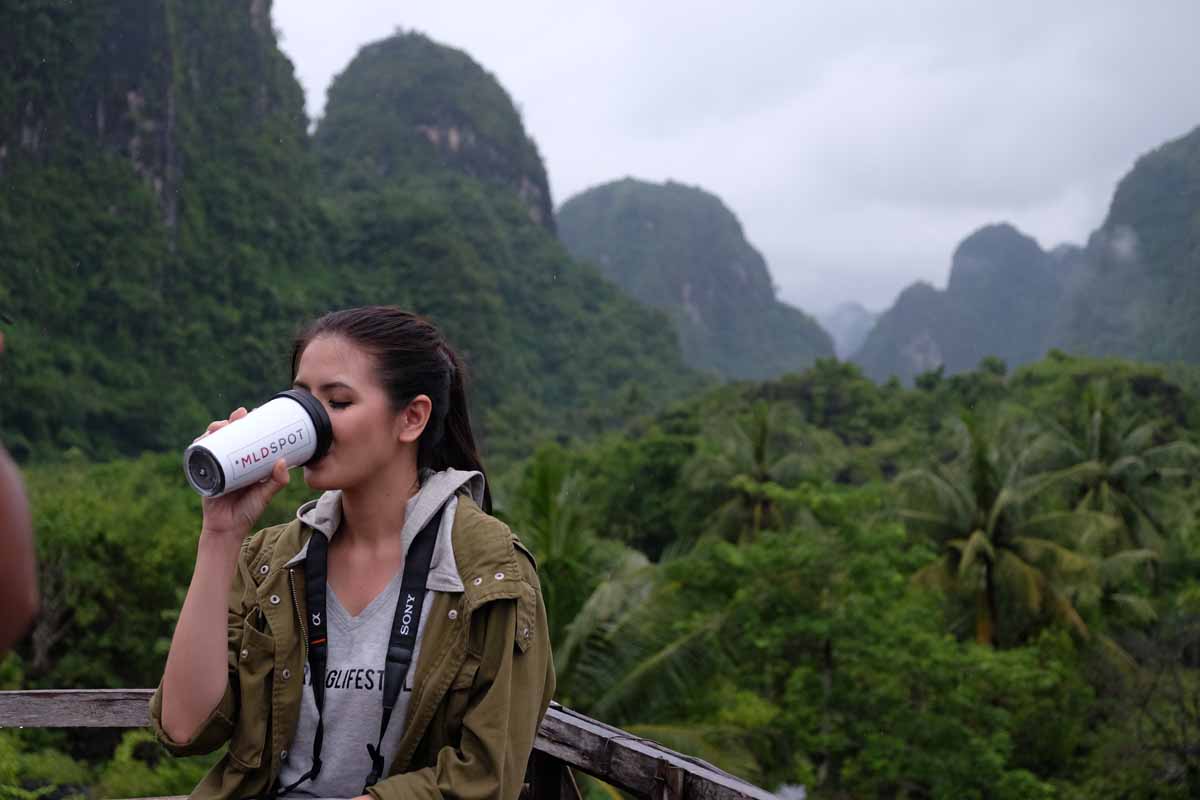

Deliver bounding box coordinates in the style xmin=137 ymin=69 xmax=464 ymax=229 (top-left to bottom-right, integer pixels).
xmin=272 ymin=389 xmax=333 ymax=463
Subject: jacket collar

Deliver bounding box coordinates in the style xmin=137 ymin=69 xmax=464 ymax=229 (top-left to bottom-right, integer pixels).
xmin=281 ymin=469 xmax=485 ymax=593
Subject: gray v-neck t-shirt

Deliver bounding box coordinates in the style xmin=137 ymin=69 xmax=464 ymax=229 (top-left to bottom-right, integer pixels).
xmin=277 ymin=569 xmax=435 ymax=799
xmin=276 ymin=469 xmax=484 ymax=799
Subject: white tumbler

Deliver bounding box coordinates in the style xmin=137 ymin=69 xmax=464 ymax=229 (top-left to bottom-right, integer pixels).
xmin=183 ymin=389 xmax=332 ymax=497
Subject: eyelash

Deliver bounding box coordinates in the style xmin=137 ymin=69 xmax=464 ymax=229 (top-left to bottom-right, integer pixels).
xmin=329 ymin=401 xmax=351 ymax=410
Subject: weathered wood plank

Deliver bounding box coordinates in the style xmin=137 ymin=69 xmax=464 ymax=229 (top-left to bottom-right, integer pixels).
xmin=1 ymin=692 xmax=776 ymax=800
xmin=536 ymin=704 xmax=776 ymax=800
xmin=0 ymin=689 xmax=152 ymax=727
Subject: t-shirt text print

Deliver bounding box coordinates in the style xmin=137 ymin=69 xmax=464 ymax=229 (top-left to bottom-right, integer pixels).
xmin=304 ymin=664 xmax=396 ymax=693
xmin=278 ymin=568 xmax=434 ymax=798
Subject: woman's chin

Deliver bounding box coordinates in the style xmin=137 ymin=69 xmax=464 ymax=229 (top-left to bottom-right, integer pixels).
xmin=302 ymin=461 xmax=335 ymax=490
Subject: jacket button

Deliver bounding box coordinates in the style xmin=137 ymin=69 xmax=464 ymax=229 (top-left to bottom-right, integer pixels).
xmin=240 ymin=649 xmax=249 ymax=660
xmin=280 ymin=750 xmax=288 ymax=761
xmin=259 ymin=564 xmax=269 ymax=576
xmin=448 ymin=609 xmax=458 ymax=620
xmin=494 ymin=572 xmax=505 ymax=580
xmin=270 ymin=594 xmax=281 ymax=605
xmin=523 ymin=626 xmax=530 ymax=639
xmin=282 ymin=668 xmax=291 ymax=679
xmin=472 ymin=577 xmax=483 ymax=586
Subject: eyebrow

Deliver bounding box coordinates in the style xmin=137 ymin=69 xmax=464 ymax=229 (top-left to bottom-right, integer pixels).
xmin=293 ymin=380 xmax=355 ymax=392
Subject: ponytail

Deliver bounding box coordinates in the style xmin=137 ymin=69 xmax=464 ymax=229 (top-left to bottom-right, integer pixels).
xmin=423 ymin=345 xmax=492 ymax=513
xmin=292 ymin=306 xmax=491 ymax=512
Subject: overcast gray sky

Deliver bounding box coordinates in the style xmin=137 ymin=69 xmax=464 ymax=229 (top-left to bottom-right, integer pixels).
xmin=273 ymin=1 xmax=1200 ymax=314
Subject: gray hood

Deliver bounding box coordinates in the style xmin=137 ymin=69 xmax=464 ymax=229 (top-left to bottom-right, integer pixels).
xmin=284 ymin=468 xmax=485 ymax=592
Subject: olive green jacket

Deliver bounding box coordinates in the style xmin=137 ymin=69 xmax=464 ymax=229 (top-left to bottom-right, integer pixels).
xmin=149 ymin=494 xmax=555 ymax=800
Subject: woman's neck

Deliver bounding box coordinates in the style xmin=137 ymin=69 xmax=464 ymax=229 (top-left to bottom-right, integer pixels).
xmin=338 ymin=459 xmax=422 ymax=550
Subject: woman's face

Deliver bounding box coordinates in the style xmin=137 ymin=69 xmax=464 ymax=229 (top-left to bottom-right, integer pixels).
xmin=293 ymin=335 xmax=417 ymax=491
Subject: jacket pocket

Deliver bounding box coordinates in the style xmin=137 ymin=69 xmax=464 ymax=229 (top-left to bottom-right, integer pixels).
xmin=443 ymin=653 xmax=481 ymax=745
xmin=230 ymin=618 xmax=275 ymax=769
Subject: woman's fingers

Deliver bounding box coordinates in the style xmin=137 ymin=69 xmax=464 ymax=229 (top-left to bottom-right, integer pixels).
xmin=205 ymin=408 xmax=246 ymax=434
xmin=194 ymin=407 xmax=246 ymax=443
xmin=193 ymin=419 xmax=226 ymax=444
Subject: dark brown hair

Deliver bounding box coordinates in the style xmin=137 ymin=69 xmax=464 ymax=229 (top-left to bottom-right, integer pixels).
xmin=291 ymin=306 xmax=491 ymax=512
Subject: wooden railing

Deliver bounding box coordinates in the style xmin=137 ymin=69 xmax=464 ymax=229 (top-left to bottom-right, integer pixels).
xmin=0 ymin=690 xmax=777 ymax=800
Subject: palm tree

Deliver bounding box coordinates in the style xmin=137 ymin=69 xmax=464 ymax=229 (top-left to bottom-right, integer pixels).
xmin=684 ymin=401 xmax=836 ymax=541
xmin=1037 ymin=381 xmax=1198 ymax=570
xmin=897 ymin=412 xmax=1107 ymax=647
xmin=500 ymin=443 xmax=613 ymax=650
xmin=1077 ymin=548 xmax=1160 ymax=629
xmin=551 ymin=546 xmax=759 ymax=781
xmin=501 ymin=444 xmax=727 ymax=718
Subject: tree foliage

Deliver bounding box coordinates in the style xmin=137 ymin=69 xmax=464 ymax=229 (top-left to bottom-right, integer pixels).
xmin=9 ymin=352 xmax=1200 ymax=798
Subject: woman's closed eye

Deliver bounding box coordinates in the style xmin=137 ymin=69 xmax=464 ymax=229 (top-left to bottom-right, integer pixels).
xmin=328 ymin=400 xmax=351 ymax=409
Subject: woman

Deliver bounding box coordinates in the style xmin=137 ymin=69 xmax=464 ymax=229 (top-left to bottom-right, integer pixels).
xmin=151 ymin=307 xmax=555 ymax=800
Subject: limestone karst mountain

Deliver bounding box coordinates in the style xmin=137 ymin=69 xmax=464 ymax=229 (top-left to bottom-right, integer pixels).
xmin=853 ymin=224 xmax=1064 ymax=383
xmin=0 ymin=7 xmax=700 ymax=461
xmin=558 ymin=178 xmax=834 ymax=381
xmin=854 ymin=124 xmax=1200 ymax=384
xmin=314 ymin=31 xmax=555 ymax=231
xmin=1053 ymin=124 xmax=1200 ymax=363
xmin=313 ymin=35 xmax=703 ymax=460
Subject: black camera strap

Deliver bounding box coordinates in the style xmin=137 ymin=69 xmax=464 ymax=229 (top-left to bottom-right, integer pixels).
xmin=269 ymin=506 xmax=444 ymax=798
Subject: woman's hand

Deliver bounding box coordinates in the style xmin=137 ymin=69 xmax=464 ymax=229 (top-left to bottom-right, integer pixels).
xmin=195 ymin=407 xmax=290 ymax=542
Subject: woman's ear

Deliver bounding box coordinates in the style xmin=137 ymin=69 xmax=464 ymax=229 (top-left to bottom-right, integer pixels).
xmin=395 ymin=394 xmax=432 ymax=444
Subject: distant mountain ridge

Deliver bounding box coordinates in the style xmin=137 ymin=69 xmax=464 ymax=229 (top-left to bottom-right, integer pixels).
xmin=853 ymin=224 xmax=1068 ymax=383
xmin=557 ymin=178 xmax=834 ymax=380
xmin=853 ymin=124 xmax=1200 ymax=382
xmin=819 ymin=303 xmax=879 ymax=359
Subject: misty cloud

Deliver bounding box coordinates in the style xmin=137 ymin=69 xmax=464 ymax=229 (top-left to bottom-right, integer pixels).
xmin=1107 ymin=226 xmax=1140 ymax=264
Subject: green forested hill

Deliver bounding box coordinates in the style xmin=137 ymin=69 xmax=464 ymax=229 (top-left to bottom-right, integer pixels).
xmin=0 ymin=0 xmax=327 ymax=461
xmin=853 ymin=224 xmax=1067 ymax=383
xmin=313 ymin=35 xmax=704 ymax=462
xmin=314 ymin=31 xmax=555 ymax=231
xmin=1055 ymin=124 xmax=1200 ymax=362
xmin=0 ymin=7 xmax=701 ymax=464
xmin=851 ymin=281 xmax=973 ymax=382
xmin=557 ymin=178 xmax=834 ymax=380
